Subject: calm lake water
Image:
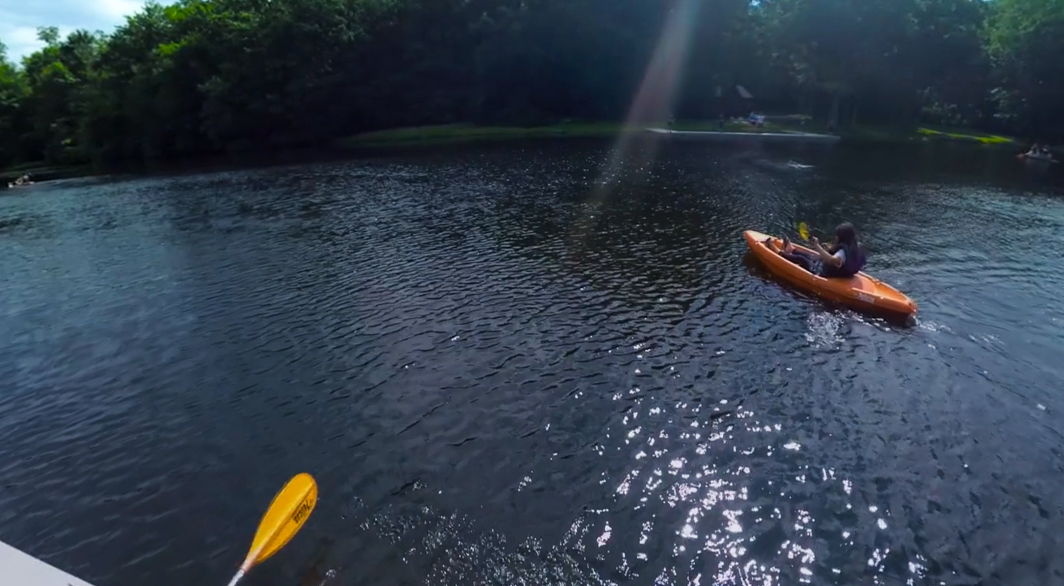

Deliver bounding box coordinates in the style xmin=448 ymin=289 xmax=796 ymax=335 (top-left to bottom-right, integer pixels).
xmin=1 ymin=139 xmax=1063 ymax=586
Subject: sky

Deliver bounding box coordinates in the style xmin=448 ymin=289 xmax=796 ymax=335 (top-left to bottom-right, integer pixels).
xmin=1 ymin=0 xmax=147 ymax=62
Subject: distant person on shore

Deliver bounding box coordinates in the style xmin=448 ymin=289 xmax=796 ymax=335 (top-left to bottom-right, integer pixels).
xmin=718 ymin=113 xmax=725 ymax=130
xmin=766 ymin=223 xmax=867 ymax=278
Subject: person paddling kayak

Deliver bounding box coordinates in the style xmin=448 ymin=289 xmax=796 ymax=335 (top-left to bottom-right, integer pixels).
xmin=765 ymin=222 xmax=866 ymax=278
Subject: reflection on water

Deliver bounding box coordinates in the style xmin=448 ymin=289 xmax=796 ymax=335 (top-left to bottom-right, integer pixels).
xmin=1 ymin=141 xmax=1063 ymax=586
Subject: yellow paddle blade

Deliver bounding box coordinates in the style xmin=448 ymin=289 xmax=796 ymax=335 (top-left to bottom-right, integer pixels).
xmin=242 ymin=473 xmax=317 ymax=570
xmin=798 ymin=222 xmax=810 ymax=240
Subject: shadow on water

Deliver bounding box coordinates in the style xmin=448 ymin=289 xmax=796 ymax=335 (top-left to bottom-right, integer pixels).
xmin=488 ymin=183 xmax=709 ymax=318
xmin=1 ymin=139 xmax=1063 ymax=586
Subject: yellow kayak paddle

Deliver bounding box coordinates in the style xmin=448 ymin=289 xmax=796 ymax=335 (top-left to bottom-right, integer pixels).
xmin=798 ymin=222 xmax=810 ymax=241
xmin=226 ymin=473 xmax=318 ymax=586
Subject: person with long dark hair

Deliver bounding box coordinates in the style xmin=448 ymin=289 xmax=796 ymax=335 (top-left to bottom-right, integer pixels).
xmin=768 ymin=222 xmax=867 ymax=278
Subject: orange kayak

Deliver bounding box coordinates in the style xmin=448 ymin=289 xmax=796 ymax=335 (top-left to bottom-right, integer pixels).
xmin=744 ymin=230 xmax=918 ymax=319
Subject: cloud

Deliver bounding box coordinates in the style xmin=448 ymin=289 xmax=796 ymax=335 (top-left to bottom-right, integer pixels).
xmin=1 ymin=0 xmax=148 ymax=62
xmin=1 ymin=26 xmax=45 ymax=63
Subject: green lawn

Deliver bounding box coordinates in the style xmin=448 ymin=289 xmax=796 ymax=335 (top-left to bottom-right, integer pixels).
xmin=335 ymin=119 xmax=822 ymax=148
xmin=915 ymin=127 xmax=1017 ymax=145
xmin=828 ymin=124 xmax=1019 ymax=146
xmin=669 ymin=119 xmax=805 ymax=133
xmin=336 ymin=122 xmax=627 ymax=147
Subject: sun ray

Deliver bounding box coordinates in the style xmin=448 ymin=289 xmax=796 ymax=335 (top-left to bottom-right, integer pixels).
xmin=595 ymin=0 xmax=701 ymax=199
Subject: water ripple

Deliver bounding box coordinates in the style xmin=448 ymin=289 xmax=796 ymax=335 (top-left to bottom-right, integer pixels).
xmin=1 ymin=142 xmax=1063 ymax=585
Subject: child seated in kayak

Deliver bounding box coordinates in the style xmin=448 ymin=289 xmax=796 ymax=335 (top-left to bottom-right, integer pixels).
xmin=767 ymin=223 xmax=867 ymax=278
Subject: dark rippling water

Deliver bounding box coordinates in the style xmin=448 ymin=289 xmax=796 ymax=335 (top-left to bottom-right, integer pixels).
xmin=2 ymin=140 xmax=1063 ymax=586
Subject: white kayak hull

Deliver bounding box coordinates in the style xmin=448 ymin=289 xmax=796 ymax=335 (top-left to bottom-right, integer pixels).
xmin=0 ymin=540 xmax=96 ymax=586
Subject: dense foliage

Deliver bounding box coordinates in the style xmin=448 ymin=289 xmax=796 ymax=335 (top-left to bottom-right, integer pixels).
xmin=0 ymin=0 xmax=1061 ymax=167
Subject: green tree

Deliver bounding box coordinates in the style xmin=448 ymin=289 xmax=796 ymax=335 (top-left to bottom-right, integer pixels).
xmin=0 ymin=41 xmax=28 ymax=164
xmin=19 ymin=28 xmax=102 ymax=163
xmin=2 ymin=0 xmax=1063 ymax=171
xmin=985 ymin=0 xmax=1064 ymax=138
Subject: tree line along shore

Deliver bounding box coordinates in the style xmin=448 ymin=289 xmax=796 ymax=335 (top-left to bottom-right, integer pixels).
xmin=0 ymin=0 xmax=1059 ymax=171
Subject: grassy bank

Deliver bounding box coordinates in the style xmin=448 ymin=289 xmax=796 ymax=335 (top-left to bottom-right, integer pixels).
xmin=915 ymin=127 xmax=1016 ymax=145
xmin=336 ymin=122 xmax=627 ymax=147
xmin=834 ymin=125 xmax=1019 ymax=146
xmin=333 ymin=119 xmax=821 ymax=148
xmin=5 ymin=123 xmax=1020 ymax=179
xmin=670 ymin=120 xmax=800 ymax=133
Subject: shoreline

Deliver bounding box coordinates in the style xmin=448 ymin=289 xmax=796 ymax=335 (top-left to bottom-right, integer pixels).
xmin=1 ymin=164 xmax=92 ymax=188
xmin=2 ymin=123 xmax=1026 ymax=183
xmin=337 ymin=122 xmax=1021 ymax=149
xmin=645 ymin=127 xmax=841 ymax=143
xmin=334 ymin=120 xmax=823 ymax=148
xmin=334 ymin=123 xmax=626 ymax=148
